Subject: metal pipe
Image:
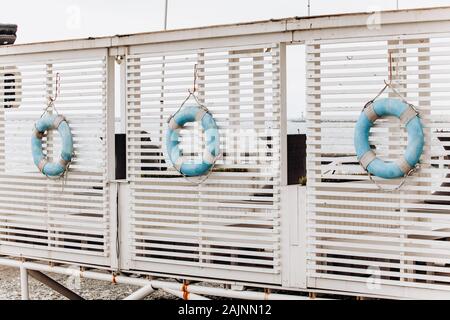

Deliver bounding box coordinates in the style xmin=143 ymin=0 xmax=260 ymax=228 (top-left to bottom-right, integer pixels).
xmin=161 ymin=287 xmax=210 ymax=300
xmin=123 ymin=284 xmax=155 ymax=300
xmin=0 ymin=258 xmax=149 ymax=287
xmin=20 ymin=266 xmax=29 ymax=300
xmin=27 ymin=270 xmax=84 ymax=300
xmin=164 ymin=0 xmax=169 ymax=30
xmin=0 ymin=258 xmax=320 ymax=300
xmin=150 ymin=280 xmax=310 ymax=300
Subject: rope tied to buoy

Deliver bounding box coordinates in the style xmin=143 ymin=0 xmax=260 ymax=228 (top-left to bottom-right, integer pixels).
xmin=355 ymin=52 xmax=424 ymax=191
xmin=166 ymin=64 xmax=221 ymax=185
xmin=358 ymin=87 xmax=422 ymax=191
xmin=33 ymin=73 xmax=73 ymax=191
xmin=365 ymin=162 xmax=419 ymax=192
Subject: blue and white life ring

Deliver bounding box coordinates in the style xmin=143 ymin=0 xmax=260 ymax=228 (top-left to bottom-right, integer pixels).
xmin=354 ymin=98 xmax=424 ymax=179
xmin=166 ymin=105 xmax=220 ymax=177
xmin=31 ymin=114 xmax=73 ymax=177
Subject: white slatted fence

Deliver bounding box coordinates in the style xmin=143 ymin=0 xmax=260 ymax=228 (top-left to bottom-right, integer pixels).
xmin=124 ymin=43 xmax=283 ymax=283
xmin=306 ymin=33 xmax=450 ymax=298
xmin=0 ymin=49 xmax=111 ymax=266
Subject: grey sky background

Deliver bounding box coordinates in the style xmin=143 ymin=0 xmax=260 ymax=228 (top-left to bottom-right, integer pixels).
xmin=2 ymin=0 xmax=449 ymax=119
xmin=3 ymin=0 xmax=449 ymax=43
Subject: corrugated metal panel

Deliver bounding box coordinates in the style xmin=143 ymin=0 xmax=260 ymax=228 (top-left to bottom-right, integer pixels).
xmin=306 ymin=33 xmax=450 ymax=296
xmin=0 ymin=50 xmax=110 ymax=265
xmin=125 ymin=43 xmax=282 ymax=283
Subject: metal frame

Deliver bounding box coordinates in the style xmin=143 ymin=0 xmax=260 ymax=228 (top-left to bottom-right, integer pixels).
xmin=0 ymin=47 xmax=112 ymax=267
xmin=304 ymin=15 xmax=450 ymax=299
xmin=123 ymin=41 xmax=283 ymax=284
xmin=4 ymin=258 xmax=319 ymax=300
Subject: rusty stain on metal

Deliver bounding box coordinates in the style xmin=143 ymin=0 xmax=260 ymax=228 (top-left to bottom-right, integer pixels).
xmin=182 ymin=280 xmax=190 ymax=300
xmin=264 ymin=288 xmax=271 ymax=300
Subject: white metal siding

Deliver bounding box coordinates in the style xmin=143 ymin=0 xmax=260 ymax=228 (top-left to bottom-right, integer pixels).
xmin=0 ymin=49 xmax=110 ymax=266
xmin=125 ymin=43 xmax=282 ymax=283
xmin=306 ymin=33 xmax=450 ymax=297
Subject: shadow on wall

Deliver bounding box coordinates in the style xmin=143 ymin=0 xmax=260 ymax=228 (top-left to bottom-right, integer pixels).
xmin=114 ymin=132 xmax=167 ymax=180
xmin=115 ymin=133 xmax=306 ymax=183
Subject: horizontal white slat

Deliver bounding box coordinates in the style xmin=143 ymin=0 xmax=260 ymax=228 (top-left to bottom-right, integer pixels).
xmin=0 ymin=239 xmax=106 ymax=256
xmin=309 ymin=247 xmax=450 ymax=266
xmin=0 ymin=226 xmax=104 ymax=242
xmin=132 ymin=233 xmax=279 ymax=249
xmin=131 ymin=241 xmax=276 ymax=257
xmin=131 ymin=220 xmax=278 ymax=234
xmin=132 ymin=214 xmax=276 ymax=226
xmin=309 ymin=238 xmax=450 ymax=257
xmin=131 ymin=248 xmax=278 ymax=266
xmin=0 ymin=53 xmax=110 ymax=265
xmin=133 ymin=255 xmax=280 ymax=274
xmin=128 ymin=59 xmax=277 ymax=74
xmin=309 ymin=264 xmax=450 ymax=284
xmin=132 ymin=207 xmax=279 ymax=218
xmin=132 ymin=191 xmax=277 ymax=202
xmin=127 ymin=50 xmax=277 ymax=65
xmin=133 ymin=226 xmax=279 ymax=240
xmin=0 ymin=234 xmax=105 ymax=250
xmin=308 ymin=255 xmax=449 ymax=274
xmin=309 ymin=231 xmax=450 ymax=249
xmin=127 ymin=76 xmax=277 ymax=88
xmin=0 ymin=221 xmax=106 ymax=235
xmin=132 ymin=200 xmax=277 ymax=210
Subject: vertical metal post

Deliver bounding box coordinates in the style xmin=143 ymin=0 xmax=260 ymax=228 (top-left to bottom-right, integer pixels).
xmin=27 ymin=270 xmax=84 ymax=300
xmin=45 ymin=64 xmax=53 ymax=247
xmin=159 ymin=0 xmax=169 ymax=170
xmin=20 ymin=266 xmax=29 ymax=300
xmin=0 ymin=67 xmax=6 ymax=172
xmin=120 ymin=51 xmax=128 ymax=134
xmin=106 ymin=53 xmax=119 ymax=271
xmin=228 ymin=51 xmax=240 ymax=164
xmin=307 ymin=0 xmax=311 ymax=16
xmin=106 ymin=54 xmax=116 ymax=182
xmin=306 ymin=42 xmax=322 ymax=289
xmin=279 ymin=43 xmax=288 ymax=187
xmin=164 ymin=0 xmax=169 ymax=30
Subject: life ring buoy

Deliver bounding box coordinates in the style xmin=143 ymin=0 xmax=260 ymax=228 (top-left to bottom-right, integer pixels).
xmin=166 ymin=105 xmax=220 ymax=177
xmin=31 ymin=114 xmax=73 ymax=177
xmin=354 ymin=98 xmax=424 ymax=179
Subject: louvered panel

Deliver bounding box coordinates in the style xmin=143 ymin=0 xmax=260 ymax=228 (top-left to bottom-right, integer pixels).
xmin=126 ymin=43 xmax=282 ymax=283
xmin=0 ymin=50 xmax=110 ymax=265
xmin=306 ymin=34 xmax=450 ymax=296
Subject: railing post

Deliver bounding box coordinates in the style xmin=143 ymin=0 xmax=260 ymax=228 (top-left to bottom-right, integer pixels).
xmin=20 ymin=266 xmax=29 ymax=300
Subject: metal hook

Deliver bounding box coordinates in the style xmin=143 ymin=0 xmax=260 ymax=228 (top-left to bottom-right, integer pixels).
xmin=387 ymin=51 xmax=393 ymax=85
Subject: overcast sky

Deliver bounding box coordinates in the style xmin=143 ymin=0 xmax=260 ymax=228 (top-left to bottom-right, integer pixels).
xmin=1 ymin=0 xmax=449 ymax=44
xmin=2 ymin=0 xmax=449 ymax=119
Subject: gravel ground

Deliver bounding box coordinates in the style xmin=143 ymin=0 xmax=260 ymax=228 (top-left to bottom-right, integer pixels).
xmin=0 ymin=266 xmax=178 ymax=300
